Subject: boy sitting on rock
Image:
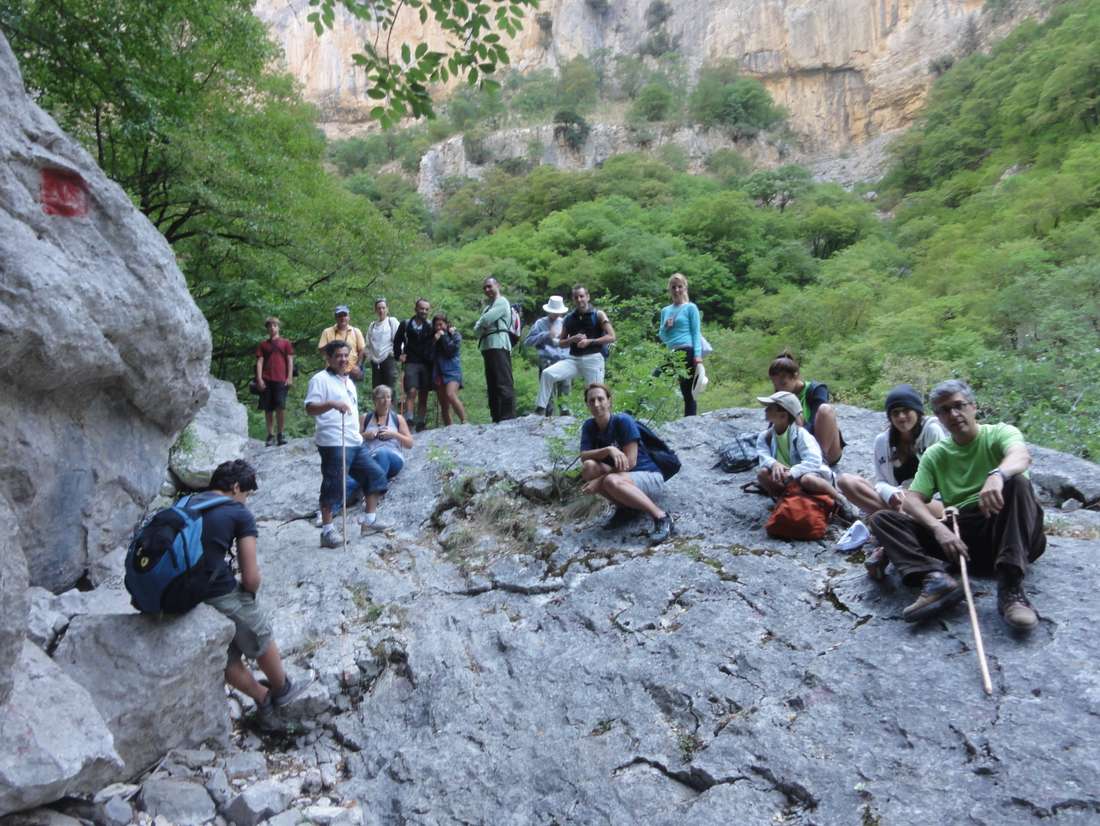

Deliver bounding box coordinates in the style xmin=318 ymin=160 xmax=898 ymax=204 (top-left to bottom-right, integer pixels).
xmin=199 ymin=459 xmax=310 ymax=724
xmin=754 ymin=391 xmax=842 ymax=500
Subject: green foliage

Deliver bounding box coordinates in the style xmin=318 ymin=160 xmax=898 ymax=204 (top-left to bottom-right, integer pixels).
xmin=307 ymin=0 xmax=538 ymax=125
xmin=553 ymin=110 xmax=592 ymax=152
xmin=688 ymin=62 xmax=786 ymax=136
xmin=558 ymin=56 xmax=600 ymax=112
xmin=629 ymin=82 xmax=676 ymax=122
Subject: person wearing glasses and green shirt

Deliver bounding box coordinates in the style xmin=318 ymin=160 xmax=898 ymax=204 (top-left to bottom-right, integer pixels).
xmin=868 ymin=379 xmax=1046 ymax=631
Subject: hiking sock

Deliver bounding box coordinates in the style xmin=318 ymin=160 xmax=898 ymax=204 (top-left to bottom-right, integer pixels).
xmin=362 ymin=512 xmax=378 ymax=526
xmin=322 ymin=524 xmax=338 ymax=537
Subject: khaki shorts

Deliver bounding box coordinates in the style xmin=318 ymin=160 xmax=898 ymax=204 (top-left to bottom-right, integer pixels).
xmin=205 ymin=588 xmax=273 ymax=663
xmin=629 ymin=470 xmax=665 ymax=500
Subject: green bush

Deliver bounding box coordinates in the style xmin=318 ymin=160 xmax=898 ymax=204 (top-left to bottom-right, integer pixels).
xmin=629 ymin=81 xmax=676 ymax=122
xmin=688 ymin=63 xmax=785 ymax=136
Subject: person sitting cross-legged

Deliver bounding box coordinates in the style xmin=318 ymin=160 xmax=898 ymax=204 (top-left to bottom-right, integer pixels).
xmin=754 ymin=391 xmax=842 ymax=500
xmin=579 ymin=383 xmax=673 ymax=544
xmin=868 ymin=379 xmax=1046 ymax=629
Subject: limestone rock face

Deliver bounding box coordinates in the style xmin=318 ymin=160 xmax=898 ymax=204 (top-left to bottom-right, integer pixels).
xmin=255 ymin=0 xmax=1040 ymax=152
xmin=169 ymin=377 xmax=251 ymax=490
xmin=0 ymin=493 xmax=28 ymax=707
xmin=0 ymin=33 xmax=212 ymax=591
xmin=0 ymin=641 xmax=123 ymax=816
xmin=51 ymin=607 xmax=235 ymax=784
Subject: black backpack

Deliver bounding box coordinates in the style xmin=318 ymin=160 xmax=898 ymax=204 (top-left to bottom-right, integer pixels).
xmin=715 ymin=431 xmax=760 ymax=473
xmin=634 ymin=419 xmax=681 ymax=481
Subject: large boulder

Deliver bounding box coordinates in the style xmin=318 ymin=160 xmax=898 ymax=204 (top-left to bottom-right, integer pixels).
xmin=51 ymin=607 xmax=235 ymax=783
xmin=0 ymin=641 xmax=122 ymax=816
xmin=0 ymin=31 xmax=211 ymax=591
xmin=169 ymin=377 xmax=251 ymax=490
xmin=0 ymin=493 xmax=28 ymax=706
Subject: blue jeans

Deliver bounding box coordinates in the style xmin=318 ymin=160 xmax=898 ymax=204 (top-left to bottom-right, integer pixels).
xmin=335 ymin=448 xmax=404 ymax=510
xmin=317 ymin=444 xmax=391 ymax=510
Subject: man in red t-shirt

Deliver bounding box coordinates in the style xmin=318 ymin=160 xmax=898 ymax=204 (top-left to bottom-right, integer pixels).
xmin=255 ymin=317 xmax=295 ymax=446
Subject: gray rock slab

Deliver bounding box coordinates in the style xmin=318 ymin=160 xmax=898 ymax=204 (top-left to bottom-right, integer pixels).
xmin=0 ymin=32 xmax=211 ymax=591
xmin=223 ymin=752 xmax=269 ymax=782
xmin=170 ymin=378 xmax=250 ymax=490
xmin=51 ymin=606 xmax=234 ymax=783
xmin=139 ymin=778 xmax=216 ymax=826
xmin=0 ymin=641 xmax=122 ymax=816
xmin=0 ymin=493 xmax=29 ymax=705
xmin=224 ymin=779 xmax=296 ymax=826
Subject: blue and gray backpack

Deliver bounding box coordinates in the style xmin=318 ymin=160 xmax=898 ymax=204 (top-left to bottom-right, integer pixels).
xmin=124 ymin=494 xmax=230 ymax=614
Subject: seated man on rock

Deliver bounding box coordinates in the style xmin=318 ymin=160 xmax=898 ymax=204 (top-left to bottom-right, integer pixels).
xmin=868 ymin=379 xmax=1046 ymax=629
xmin=200 ymin=459 xmax=310 ymax=724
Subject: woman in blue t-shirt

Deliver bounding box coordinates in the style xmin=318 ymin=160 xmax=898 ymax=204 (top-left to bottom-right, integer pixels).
xmin=579 ymin=383 xmax=673 ymax=542
xmin=658 ymin=273 xmax=703 ymax=417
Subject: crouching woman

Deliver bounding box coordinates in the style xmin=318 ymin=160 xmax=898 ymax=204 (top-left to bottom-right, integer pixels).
xmin=579 ymin=383 xmax=674 ymax=543
xmin=754 ymin=391 xmax=841 ymax=500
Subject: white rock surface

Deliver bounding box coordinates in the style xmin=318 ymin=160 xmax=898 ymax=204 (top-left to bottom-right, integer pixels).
xmin=51 ymin=607 xmax=235 ymax=783
xmin=169 ymin=377 xmax=251 ymax=490
xmin=138 ymin=778 xmax=217 ymax=826
xmin=0 ymin=642 xmax=122 ymax=816
xmin=0 ymin=32 xmax=211 ymax=591
xmin=0 ymin=493 xmax=28 ymax=705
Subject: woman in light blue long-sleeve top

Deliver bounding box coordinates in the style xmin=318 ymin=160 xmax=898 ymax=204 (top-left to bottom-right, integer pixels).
xmin=657 ymin=273 xmax=703 ymax=417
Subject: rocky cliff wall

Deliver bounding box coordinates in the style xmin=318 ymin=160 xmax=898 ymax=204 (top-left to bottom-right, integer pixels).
xmin=0 ymin=32 xmax=212 ymax=592
xmin=255 ymin=0 xmax=1040 ymax=154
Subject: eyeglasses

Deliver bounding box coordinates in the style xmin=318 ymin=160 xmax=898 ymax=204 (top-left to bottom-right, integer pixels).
xmin=933 ymin=400 xmax=974 ymax=416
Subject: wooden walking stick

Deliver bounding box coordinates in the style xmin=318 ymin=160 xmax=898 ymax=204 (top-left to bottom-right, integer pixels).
xmin=944 ymin=507 xmax=993 ymax=696
xmin=341 ymin=410 xmax=348 ymax=553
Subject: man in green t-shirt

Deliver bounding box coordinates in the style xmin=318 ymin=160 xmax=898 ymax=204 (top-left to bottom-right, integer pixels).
xmin=868 ymin=379 xmax=1046 ymax=630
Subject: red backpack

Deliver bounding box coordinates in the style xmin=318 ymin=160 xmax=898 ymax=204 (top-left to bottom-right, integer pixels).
xmin=765 ymin=481 xmax=834 ymax=540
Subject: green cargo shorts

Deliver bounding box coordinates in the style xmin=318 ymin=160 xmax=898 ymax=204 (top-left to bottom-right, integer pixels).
xmin=204 ymin=587 xmax=273 ymax=663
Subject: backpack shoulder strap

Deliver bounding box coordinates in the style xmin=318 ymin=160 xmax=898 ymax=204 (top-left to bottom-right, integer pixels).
xmin=188 ymin=495 xmax=233 ymax=514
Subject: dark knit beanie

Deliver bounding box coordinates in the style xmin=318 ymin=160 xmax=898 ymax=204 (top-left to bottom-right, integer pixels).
xmin=884 ymin=384 xmax=924 ymax=415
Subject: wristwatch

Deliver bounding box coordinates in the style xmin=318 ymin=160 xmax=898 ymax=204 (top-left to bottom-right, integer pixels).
xmin=987 ymin=468 xmax=1006 ymax=481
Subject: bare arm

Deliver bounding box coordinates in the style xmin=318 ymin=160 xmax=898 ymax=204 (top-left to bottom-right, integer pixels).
xmin=979 ymin=442 xmax=1031 ymax=517
xmin=305 ymin=399 xmax=351 ymax=415
xmin=579 ymin=441 xmax=637 ymax=472
xmin=286 ymin=354 xmax=294 ymax=386
xmin=903 ymin=490 xmax=968 ymax=561
xmin=237 ymin=536 xmax=261 ymax=593
xmin=255 ymin=356 xmax=264 ymax=387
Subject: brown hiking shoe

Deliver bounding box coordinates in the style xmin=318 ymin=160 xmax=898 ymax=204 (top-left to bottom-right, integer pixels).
xmin=998 ymin=580 xmax=1038 ymax=631
xmin=902 ymin=571 xmax=964 ymax=622
xmin=864 ymin=546 xmax=888 ymax=581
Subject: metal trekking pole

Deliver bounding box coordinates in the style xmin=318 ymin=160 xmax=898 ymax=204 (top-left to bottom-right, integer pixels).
xmin=341 ymin=411 xmax=348 ymax=553
xmin=945 ymin=507 xmax=993 ymax=696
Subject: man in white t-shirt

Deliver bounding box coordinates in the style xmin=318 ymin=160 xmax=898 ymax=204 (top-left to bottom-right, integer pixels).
xmin=305 ymin=341 xmax=393 ymax=547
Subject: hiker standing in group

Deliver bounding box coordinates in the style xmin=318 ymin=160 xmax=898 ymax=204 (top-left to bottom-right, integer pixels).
xmin=474 ymin=276 xmax=516 ymax=423
xmin=658 ymin=273 xmax=704 ymax=418
xmin=867 ymin=380 xmax=1045 ymax=629
xmin=366 ymin=298 xmax=401 ymax=399
xmin=395 ymin=298 xmax=435 ymax=432
xmin=197 ymin=460 xmax=310 ymax=725
xmin=432 ymin=313 xmax=468 ymax=426
xmin=255 ymin=316 xmax=294 ymax=447
xmin=304 ymin=341 xmax=394 ymax=547
xmin=523 ymin=295 xmax=573 ymax=416
xmin=754 ymin=391 xmax=843 ymax=500
xmin=317 ymin=305 xmax=366 ymax=382
xmin=837 ymin=384 xmax=947 ymax=579
xmin=579 ymin=383 xmax=673 ymax=543
xmin=767 ymin=350 xmax=845 ymax=465
xmin=535 ymin=285 xmax=615 ymax=416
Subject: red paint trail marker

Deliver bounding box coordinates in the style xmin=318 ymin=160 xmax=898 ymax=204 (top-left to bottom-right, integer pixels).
xmin=41 ymin=168 xmax=89 ymax=217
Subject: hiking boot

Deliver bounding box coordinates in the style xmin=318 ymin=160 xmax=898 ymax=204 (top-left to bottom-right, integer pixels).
xmin=864 ymin=545 xmax=888 ymax=581
xmin=902 ymin=571 xmax=964 ymax=622
xmin=319 ymin=529 xmax=342 ymax=549
xmin=265 ymin=434 xmax=275 ymax=447
xmin=649 ymin=514 xmax=674 ymax=545
xmin=277 ymin=433 xmax=288 ymax=446
xmin=268 ymin=674 xmax=315 ymax=708
xmin=360 ymin=518 xmax=391 ymax=536
xmin=998 ymin=580 xmax=1038 ymax=631
xmin=600 ymin=506 xmax=641 ymax=531
xmin=254 ymin=695 xmax=281 ymax=731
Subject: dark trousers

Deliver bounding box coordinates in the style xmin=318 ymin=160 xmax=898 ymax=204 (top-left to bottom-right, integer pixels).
xmin=675 ymin=347 xmax=697 ymax=417
xmin=482 ymin=348 xmax=516 ymax=422
xmin=868 ymin=476 xmax=1046 ymax=586
xmin=371 ymin=355 xmax=398 ymax=399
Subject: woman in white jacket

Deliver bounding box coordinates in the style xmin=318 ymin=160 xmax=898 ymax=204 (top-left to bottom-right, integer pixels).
xmin=838 ymin=384 xmax=946 ymax=576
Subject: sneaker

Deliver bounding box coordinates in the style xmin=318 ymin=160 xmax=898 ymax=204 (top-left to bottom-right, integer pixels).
xmin=902 ymin=571 xmax=965 ymax=622
xmin=998 ymin=580 xmax=1038 ymax=631
xmin=360 ymin=518 xmax=391 ymax=536
xmin=836 ymin=519 xmax=870 ymax=552
xmin=558 ymin=407 xmax=571 ymax=417
xmin=253 ymin=695 xmax=281 ymax=731
xmin=320 ymin=529 xmax=342 ymax=549
xmin=864 ymin=545 xmax=888 ymax=581
xmin=649 ymin=514 xmax=674 ymax=544
xmin=264 ymin=434 xmax=275 ymax=447
xmin=600 ymin=506 xmax=641 ymax=531
xmin=277 ymin=433 xmax=288 ymax=446
xmin=268 ymin=674 xmax=314 ymax=708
